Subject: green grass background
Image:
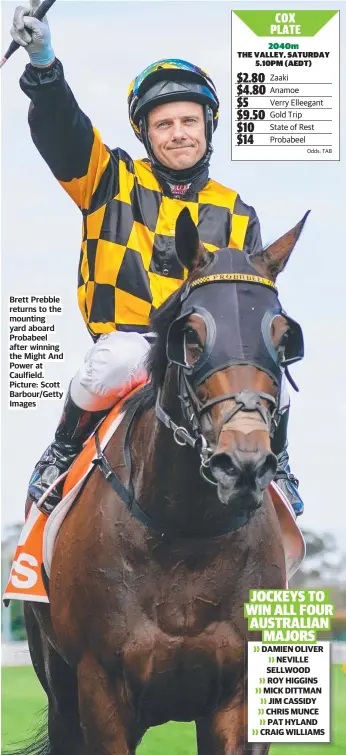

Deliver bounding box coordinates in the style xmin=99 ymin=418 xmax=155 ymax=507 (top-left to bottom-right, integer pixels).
xmin=2 ymin=665 xmax=346 ymax=754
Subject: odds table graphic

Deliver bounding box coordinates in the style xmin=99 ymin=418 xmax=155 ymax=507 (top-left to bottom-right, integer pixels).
xmin=231 ymin=10 xmax=340 ymax=160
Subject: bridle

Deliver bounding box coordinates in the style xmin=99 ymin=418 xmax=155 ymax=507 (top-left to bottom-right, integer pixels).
xmin=155 ymin=272 xmax=283 ymax=485
xmin=93 ymin=270 xmax=302 ymax=538
xmin=156 ymin=376 xmax=279 ymax=486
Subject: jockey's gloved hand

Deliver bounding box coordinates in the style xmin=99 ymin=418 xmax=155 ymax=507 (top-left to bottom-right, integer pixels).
xmin=10 ymin=0 xmax=55 ymax=67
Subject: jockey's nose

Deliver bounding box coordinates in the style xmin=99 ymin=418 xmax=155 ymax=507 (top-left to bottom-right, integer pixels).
xmin=171 ymin=119 xmax=187 ymax=140
xmin=209 ymin=448 xmax=277 ymax=492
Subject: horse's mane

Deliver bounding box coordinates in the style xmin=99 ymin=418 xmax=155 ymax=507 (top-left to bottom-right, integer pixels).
xmin=123 ymin=285 xmax=184 ymax=416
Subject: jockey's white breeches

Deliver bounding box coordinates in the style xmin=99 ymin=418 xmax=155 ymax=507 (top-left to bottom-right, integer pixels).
xmin=70 ymin=332 xmax=151 ymax=411
xmin=70 ymin=331 xmax=290 ymax=413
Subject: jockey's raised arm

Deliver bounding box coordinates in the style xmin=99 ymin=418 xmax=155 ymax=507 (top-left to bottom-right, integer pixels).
xmin=12 ymin=0 xmax=114 ymax=214
xmin=22 ymin=60 xmax=113 ymax=211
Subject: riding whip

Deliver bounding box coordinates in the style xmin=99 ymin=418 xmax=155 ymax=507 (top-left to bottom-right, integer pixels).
xmin=0 ymin=0 xmax=57 ymax=69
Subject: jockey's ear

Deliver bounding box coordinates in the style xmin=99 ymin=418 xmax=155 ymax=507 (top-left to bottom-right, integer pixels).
xmin=175 ymin=208 xmax=208 ymax=272
xmin=251 ymin=211 xmax=310 ymax=281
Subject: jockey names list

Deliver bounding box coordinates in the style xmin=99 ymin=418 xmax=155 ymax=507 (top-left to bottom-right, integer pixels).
xmin=246 ymin=589 xmax=333 ymax=743
xmin=8 ymin=295 xmax=64 ymax=409
xmin=248 ymin=641 xmax=330 ymax=742
xmin=231 ymin=10 xmax=339 ymax=160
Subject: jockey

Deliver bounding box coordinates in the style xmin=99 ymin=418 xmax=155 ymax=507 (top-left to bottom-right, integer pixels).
xmin=11 ymin=1 xmax=304 ymax=517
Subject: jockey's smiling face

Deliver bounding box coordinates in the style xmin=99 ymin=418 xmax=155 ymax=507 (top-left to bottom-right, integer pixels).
xmin=147 ymin=101 xmax=207 ymax=171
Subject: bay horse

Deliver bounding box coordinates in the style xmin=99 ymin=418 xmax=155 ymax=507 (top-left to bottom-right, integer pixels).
xmin=13 ymin=208 xmax=307 ymax=755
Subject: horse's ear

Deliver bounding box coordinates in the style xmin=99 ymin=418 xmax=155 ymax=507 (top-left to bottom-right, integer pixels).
xmin=175 ymin=207 xmax=208 ymax=272
xmin=252 ymin=211 xmax=310 ymax=281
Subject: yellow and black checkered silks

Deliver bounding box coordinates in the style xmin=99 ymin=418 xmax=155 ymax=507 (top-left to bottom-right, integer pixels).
xmin=21 ymin=59 xmax=262 ymax=340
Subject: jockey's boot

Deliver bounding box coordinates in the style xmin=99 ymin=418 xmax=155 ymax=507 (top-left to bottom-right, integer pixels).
xmin=272 ymin=406 xmax=304 ymax=517
xmin=28 ymin=389 xmax=106 ymax=513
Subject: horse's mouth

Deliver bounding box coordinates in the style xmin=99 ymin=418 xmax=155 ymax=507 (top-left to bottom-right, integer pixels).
xmin=209 ymin=448 xmax=277 ymax=510
xmin=215 ymin=479 xmax=264 ymax=512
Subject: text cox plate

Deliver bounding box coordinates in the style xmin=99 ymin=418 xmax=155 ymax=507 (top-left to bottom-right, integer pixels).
xmin=231 ymin=10 xmax=339 ymax=160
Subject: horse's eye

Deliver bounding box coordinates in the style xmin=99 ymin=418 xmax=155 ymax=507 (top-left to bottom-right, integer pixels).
xmin=184 ymin=327 xmax=203 ymax=366
xmin=184 ymin=327 xmax=202 ymax=348
xmin=277 ymin=331 xmax=289 ymax=362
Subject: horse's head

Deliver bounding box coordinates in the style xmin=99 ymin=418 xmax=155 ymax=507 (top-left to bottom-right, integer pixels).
xmin=150 ymin=208 xmax=307 ymax=515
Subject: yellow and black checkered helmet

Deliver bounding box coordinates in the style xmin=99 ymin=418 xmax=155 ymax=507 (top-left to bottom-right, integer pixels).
xmin=128 ymin=58 xmax=219 ymax=142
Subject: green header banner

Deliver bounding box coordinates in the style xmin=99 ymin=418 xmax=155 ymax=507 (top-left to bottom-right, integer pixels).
xmin=233 ymin=10 xmax=338 ymax=37
xmin=243 ymin=590 xmax=335 ymax=643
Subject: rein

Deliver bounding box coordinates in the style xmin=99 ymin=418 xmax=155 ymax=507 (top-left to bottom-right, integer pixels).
xmin=93 ymin=404 xmax=250 ymax=539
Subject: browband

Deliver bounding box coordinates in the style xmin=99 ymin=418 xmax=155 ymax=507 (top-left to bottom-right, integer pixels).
xmin=189 ymin=273 xmax=277 ymax=292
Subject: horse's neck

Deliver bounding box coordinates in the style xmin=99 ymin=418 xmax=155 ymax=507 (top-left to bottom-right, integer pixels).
xmin=130 ymin=378 xmax=228 ymax=536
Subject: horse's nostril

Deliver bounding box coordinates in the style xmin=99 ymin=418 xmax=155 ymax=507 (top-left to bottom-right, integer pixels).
xmin=209 ymin=452 xmax=236 ymax=481
xmin=209 ymin=449 xmax=277 ymax=489
xmin=256 ymin=452 xmax=277 ymax=490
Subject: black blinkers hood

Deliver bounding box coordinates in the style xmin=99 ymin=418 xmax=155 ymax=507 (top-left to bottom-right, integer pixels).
xmin=167 ymin=248 xmax=303 ymax=388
